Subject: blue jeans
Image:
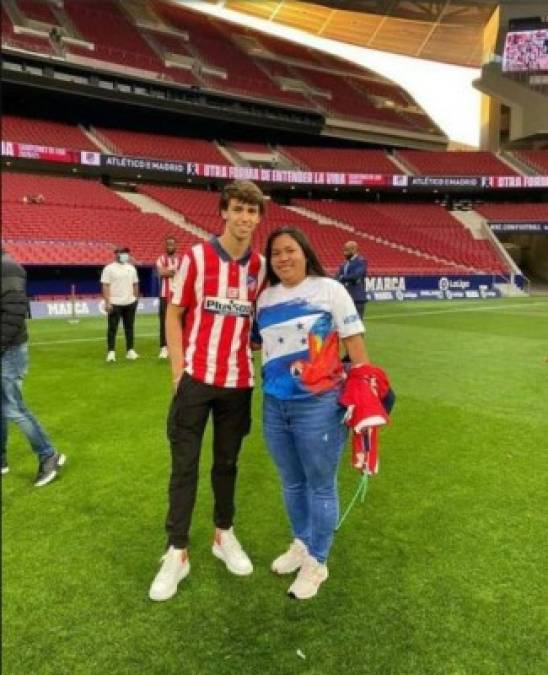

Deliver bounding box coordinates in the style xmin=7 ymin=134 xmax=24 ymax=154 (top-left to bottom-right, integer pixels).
xmin=263 ymin=390 xmax=346 ymax=563
xmin=1 ymin=343 xmax=55 ymax=464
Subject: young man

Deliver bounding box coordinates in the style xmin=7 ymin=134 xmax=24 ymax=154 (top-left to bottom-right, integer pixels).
xmin=1 ymin=249 xmax=66 ymax=486
xmin=149 ymin=180 xmax=266 ymax=602
xmin=101 ymin=247 xmax=139 ymax=362
xmin=156 ymin=237 xmax=181 ymax=359
xmin=336 ymin=240 xmax=368 ymax=319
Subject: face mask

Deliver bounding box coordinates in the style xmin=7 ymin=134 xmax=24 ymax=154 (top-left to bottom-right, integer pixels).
xmin=344 ymin=253 xmax=353 ymax=260
xmin=118 ymin=253 xmax=129 ymax=263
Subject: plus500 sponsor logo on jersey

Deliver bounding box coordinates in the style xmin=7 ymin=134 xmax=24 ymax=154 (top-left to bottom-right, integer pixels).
xmin=204 ymin=296 xmax=252 ymax=317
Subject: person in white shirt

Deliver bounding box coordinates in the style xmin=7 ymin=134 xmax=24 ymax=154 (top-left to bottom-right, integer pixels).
xmin=100 ymin=247 xmax=139 ymax=362
xmin=255 ymin=227 xmax=370 ymax=600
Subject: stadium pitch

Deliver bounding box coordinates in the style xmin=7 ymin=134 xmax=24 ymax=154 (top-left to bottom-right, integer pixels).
xmin=2 ymin=297 xmax=547 ymax=674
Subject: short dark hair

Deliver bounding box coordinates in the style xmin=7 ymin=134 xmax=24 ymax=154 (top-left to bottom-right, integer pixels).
xmin=219 ymin=180 xmax=265 ymax=215
xmin=264 ymin=227 xmax=326 ymax=286
xmin=114 ymin=246 xmax=130 ymax=254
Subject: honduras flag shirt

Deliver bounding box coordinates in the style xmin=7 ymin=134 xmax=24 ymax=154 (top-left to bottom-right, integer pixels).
xmin=256 ymin=277 xmax=364 ymax=400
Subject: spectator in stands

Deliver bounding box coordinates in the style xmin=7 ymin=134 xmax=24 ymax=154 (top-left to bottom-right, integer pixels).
xmin=156 ymin=237 xmax=181 ymax=360
xmin=1 ymin=249 xmax=66 ymax=486
xmin=22 ymin=194 xmax=45 ymax=205
xmin=336 ymin=240 xmax=367 ymax=319
xmin=149 ymin=180 xmax=267 ymax=602
xmin=101 ymin=247 xmax=139 ymax=363
xmin=255 ymin=227 xmax=370 ymax=599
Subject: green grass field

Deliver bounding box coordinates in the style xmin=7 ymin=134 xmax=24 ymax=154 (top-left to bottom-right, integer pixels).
xmin=2 ymin=297 xmax=547 ymax=675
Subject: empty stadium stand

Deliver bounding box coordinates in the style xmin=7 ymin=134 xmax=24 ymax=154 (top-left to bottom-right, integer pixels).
xmin=475 ymin=203 xmax=548 ymax=221
xmin=2 ymin=0 xmax=442 ymax=139
xmin=2 ymin=115 xmax=98 ymax=151
xmin=1 ymin=4 xmax=53 ymax=56
xmin=230 ymin=141 xmax=274 ymax=154
xmin=1 ymin=172 xmax=200 ymax=265
xmin=514 ymin=150 xmax=548 ymax=174
xmin=296 ymin=199 xmax=509 ymax=274
xmin=280 ymin=147 xmax=400 ymax=173
xmin=17 ymin=0 xmax=58 ymax=24
xmin=63 ymin=0 xmax=167 ymax=73
xmin=95 ymin=127 xmax=232 ymax=164
xmin=397 ymin=150 xmax=518 ymax=176
xmin=137 ymin=184 xmax=483 ymax=275
xmin=2 ymin=239 xmax=115 ymax=266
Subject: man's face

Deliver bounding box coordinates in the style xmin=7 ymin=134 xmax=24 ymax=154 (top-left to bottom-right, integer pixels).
xmin=166 ymin=239 xmax=176 ymax=255
xmin=221 ymin=199 xmax=261 ymax=243
xmin=343 ymin=244 xmax=356 ymax=258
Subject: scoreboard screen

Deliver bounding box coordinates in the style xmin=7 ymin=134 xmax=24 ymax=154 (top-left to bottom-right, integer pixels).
xmin=502 ymin=29 xmax=548 ymax=72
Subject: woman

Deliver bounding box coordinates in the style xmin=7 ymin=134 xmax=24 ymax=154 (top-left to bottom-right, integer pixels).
xmin=256 ymin=227 xmax=370 ymax=600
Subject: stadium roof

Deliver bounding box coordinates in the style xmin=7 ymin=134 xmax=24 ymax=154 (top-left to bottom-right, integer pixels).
xmin=222 ymin=1 xmax=499 ymax=67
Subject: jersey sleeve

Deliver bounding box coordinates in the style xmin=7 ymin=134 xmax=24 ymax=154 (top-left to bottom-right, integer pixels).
xmin=100 ymin=265 xmax=111 ymax=284
xmin=331 ymin=280 xmax=364 ymax=338
xmin=171 ymin=251 xmax=196 ymax=307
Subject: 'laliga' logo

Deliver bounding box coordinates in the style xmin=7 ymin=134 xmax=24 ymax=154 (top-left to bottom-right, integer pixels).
xmin=438 ymin=277 xmax=449 ymax=292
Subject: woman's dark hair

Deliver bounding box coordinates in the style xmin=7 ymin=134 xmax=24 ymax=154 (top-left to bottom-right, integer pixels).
xmin=265 ymin=227 xmax=327 ymax=285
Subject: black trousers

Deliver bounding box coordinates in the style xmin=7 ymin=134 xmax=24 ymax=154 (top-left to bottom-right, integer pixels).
xmin=166 ymin=373 xmax=252 ymax=549
xmin=159 ymin=297 xmax=168 ymax=348
xmin=107 ymin=301 xmax=137 ymax=351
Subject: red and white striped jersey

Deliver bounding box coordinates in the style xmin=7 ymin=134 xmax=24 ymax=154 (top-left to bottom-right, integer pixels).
xmin=171 ymin=238 xmax=266 ymax=388
xmin=156 ymin=253 xmax=182 ymax=299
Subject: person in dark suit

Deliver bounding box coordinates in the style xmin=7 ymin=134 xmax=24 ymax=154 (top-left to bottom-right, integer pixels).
xmin=336 ymin=241 xmax=367 ymax=319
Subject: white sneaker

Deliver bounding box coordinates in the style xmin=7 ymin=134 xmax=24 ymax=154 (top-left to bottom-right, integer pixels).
xmin=212 ymin=527 xmax=253 ymax=576
xmin=159 ymin=346 xmax=169 ymax=359
xmin=126 ymin=349 xmax=139 ymax=360
xmin=149 ymin=546 xmax=190 ymax=601
xmin=106 ymin=351 xmax=116 ymax=362
xmin=287 ymin=554 xmax=328 ymax=600
xmin=271 ymin=539 xmax=307 ymax=575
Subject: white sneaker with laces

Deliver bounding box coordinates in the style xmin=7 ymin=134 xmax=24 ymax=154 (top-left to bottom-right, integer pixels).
xmin=149 ymin=546 xmax=190 ymax=601
xmin=106 ymin=351 xmax=116 ymax=362
xmin=212 ymin=527 xmax=253 ymax=576
xmin=271 ymin=539 xmax=307 ymax=575
xmin=159 ymin=346 xmax=169 ymax=359
xmin=126 ymin=349 xmax=139 ymax=360
xmin=287 ymin=554 xmax=328 ymax=600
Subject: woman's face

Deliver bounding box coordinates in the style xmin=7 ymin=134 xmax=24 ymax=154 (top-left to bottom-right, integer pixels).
xmin=270 ymin=233 xmax=307 ymax=287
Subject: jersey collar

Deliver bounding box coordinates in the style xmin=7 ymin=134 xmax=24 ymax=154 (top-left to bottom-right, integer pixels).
xmin=210 ymin=236 xmax=252 ymax=266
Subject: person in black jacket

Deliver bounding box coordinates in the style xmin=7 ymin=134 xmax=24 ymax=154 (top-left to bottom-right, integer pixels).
xmin=1 ymin=250 xmax=66 ymax=486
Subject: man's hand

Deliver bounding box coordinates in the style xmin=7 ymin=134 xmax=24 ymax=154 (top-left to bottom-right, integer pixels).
xmin=172 ymin=371 xmax=182 ymax=392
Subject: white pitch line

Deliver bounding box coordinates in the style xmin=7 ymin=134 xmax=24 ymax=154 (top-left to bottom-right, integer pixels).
xmin=29 ymin=301 xmax=548 ymax=346
xmin=32 ymin=332 xmax=158 ymax=346
xmin=367 ymin=300 xmax=548 ymax=321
